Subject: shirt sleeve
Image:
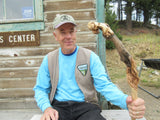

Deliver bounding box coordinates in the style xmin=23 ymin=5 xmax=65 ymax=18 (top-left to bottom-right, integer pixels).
xmin=33 ymin=55 xmax=52 ymax=112
xmin=90 ymin=52 xmax=128 ymax=109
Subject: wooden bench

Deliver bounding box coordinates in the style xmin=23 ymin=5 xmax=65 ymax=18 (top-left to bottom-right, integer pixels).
xmin=30 ymin=110 xmax=146 ymax=120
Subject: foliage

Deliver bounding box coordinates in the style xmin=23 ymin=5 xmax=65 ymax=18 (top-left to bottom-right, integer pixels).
xmin=152 ymin=0 xmax=160 ymax=25
xmin=110 ymin=0 xmax=160 ymax=28
xmin=108 ymin=32 xmax=160 ymax=88
xmin=134 ymin=0 xmax=154 ymax=26
xmin=105 ymin=1 xmax=123 ymax=49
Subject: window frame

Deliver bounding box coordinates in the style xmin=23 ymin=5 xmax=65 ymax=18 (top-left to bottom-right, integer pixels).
xmin=0 ymin=0 xmax=44 ymax=32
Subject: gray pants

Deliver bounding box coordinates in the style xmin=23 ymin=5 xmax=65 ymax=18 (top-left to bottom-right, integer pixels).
xmin=52 ymin=99 xmax=106 ymax=120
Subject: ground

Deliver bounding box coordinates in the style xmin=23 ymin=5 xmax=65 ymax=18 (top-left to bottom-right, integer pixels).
xmin=106 ymin=28 xmax=160 ymax=120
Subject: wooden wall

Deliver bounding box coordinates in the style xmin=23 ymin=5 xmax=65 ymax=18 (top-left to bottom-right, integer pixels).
xmin=0 ymin=0 xmax=97 ymax=98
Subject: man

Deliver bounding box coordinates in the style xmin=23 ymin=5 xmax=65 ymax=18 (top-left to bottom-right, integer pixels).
xmin=34 ymin=14 xmax=145 ymax=120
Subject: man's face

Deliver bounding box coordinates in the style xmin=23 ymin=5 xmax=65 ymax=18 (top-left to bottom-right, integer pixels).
xmin=53 ymin=23 xmax=77 ymax=54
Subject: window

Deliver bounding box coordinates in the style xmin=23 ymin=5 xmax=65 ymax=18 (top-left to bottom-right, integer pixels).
xmin=0 ymin=1 xmax=3 ymax=19
xmin=0 ymin=0 xmax=44 ymax=32
xmin=4 ymin=0 xmax=34 ymax=22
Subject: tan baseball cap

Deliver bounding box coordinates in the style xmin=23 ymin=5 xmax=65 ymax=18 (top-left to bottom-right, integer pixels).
xmin=53 ymin=14 xmax=76 ymax=29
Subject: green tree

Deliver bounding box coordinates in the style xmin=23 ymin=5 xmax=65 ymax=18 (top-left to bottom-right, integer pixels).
xmin=134 ymin=0 xmax=154 ymax=26
xmin=124 ymin=0 xmax=134 ymax=30
xmin=105 ymin=1 xmax=122 ymax=49
xmin=109 ymin=0 xmax=160 ymax=27
xmin=152 ymin=0 xmax=160 ymax=26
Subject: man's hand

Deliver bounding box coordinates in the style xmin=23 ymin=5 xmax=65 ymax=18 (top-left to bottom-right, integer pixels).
xmin=41 ymin=107 xmax=59 ymax=120
xmin=126 ymin=96 xmax=145 ymax=119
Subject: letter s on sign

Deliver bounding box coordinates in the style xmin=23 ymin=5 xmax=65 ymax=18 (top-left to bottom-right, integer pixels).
xmin=0 ymin=36 xmax=4 ymax=43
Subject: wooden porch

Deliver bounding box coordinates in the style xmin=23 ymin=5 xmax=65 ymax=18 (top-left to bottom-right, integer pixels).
xmin=30 ymin=110 xmax=146 ymax=120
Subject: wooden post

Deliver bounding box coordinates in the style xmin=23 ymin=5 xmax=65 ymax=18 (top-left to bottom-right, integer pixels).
xmin=96 ymin=0 xmax=106 ymax=67
xmin=96 ymin=0 xmax=108 ymax=109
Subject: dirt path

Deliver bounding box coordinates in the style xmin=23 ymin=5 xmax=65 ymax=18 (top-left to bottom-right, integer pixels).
xmin=106 ymin=48 xmax=160 ymax=120
xmin=118 ymin=81 xmax=160 ymax=120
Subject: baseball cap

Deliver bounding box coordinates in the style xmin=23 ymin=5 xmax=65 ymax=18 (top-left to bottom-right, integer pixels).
xmin=53 ymin=14 xmax=76 ymax=29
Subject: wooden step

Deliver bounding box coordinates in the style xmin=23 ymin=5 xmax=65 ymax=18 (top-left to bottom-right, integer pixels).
xmin=0 ymin=67 xmax=39 ymax=78
xmin=30 ymin=110 xmax=146 ymax=120
xmin=44 ymin=0 xmax=95 ymax=12
xmin=0 ymin=77 xmax=36 ymax=88
xmin=0 ymin=56 xmax=43 ymax=68
xmin=0 ymin=109 xmax=41 ymax=120
xmin=0 ymin=98 xmax=38 ymax=109
xmin=0 ymin=88 xmax=34 ymax=98
xmin=101 ymin=110 xmax=146 ymax=120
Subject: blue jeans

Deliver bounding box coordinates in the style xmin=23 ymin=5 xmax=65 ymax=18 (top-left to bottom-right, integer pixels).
xmin=52 ymin=99 xmax=106 ymax=120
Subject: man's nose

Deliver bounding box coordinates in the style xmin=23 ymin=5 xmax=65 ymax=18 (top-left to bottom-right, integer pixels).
xmin=65 ymin=32 xmax=72 ymax=39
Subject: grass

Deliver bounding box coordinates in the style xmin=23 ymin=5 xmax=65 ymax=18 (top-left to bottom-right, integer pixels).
xmin=106 ymin=31 xmax=160 ymax=88
xmin=139 ymin=68 xmax=160 ymax=88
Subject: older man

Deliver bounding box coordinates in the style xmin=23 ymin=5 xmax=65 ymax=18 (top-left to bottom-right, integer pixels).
xmin=34 ymin=14 xmax=145 ymax=120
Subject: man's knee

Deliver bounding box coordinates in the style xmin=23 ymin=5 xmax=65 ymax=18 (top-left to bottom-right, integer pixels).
xmin=77 ymin=110 xmax=106 ymax=120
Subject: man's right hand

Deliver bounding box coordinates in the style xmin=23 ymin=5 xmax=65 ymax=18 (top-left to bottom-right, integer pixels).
xmin=41 ymin=107 xmax=59 ymax=120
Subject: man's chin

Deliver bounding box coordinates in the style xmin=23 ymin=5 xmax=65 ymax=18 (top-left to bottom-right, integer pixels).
xmin=64 ymin=45 xmax=76 ymax=51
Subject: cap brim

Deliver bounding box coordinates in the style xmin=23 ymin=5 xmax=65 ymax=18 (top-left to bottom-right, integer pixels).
xmin=54 ymin=21 xmax=76 ymax=29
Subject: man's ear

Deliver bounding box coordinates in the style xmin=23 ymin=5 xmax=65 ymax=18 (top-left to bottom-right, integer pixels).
xmin=53 ymin=31 xmax=58 ymax=41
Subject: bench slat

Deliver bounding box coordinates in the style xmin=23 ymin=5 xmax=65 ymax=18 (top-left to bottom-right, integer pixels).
xmin=30 ymin=110 xmax=146 ymax=120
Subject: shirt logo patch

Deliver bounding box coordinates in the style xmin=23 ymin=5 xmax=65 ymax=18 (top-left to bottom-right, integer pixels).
xmin=77 ymin=64 xmax=88 ymax=76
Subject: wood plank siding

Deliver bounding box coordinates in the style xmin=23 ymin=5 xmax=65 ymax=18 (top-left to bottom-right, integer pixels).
xmin=0 ymin=0 xmax=97 ymax=100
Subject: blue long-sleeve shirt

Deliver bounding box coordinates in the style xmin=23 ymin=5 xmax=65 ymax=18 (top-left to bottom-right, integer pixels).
xmin=33 ymin=46 xmax=128 ymax=112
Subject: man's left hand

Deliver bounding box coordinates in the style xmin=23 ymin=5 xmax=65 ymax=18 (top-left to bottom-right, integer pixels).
xmin=126 ymin=96 xmax=146 ymax=119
